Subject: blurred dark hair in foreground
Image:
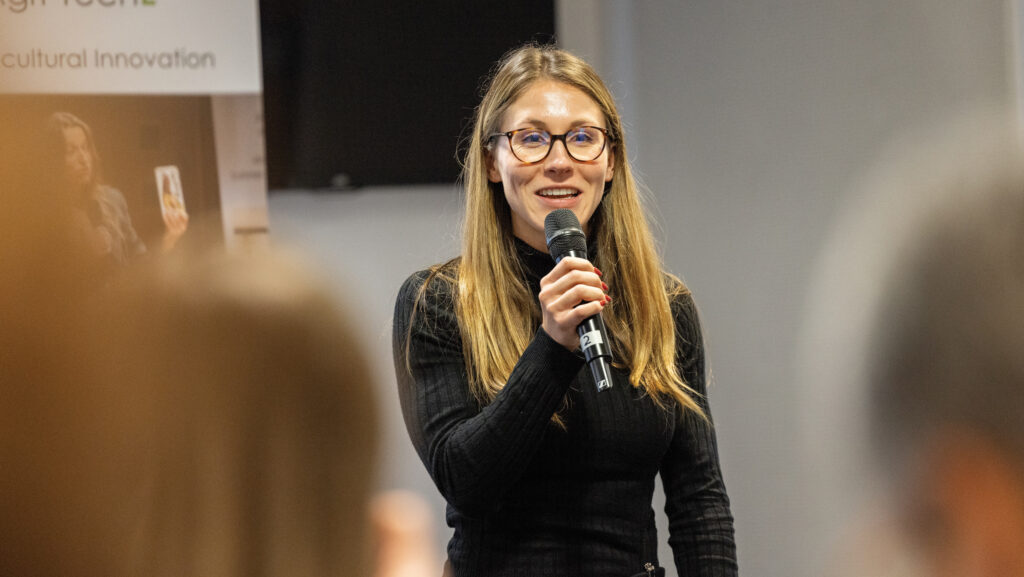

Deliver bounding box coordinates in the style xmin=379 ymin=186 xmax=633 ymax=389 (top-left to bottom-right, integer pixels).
xmin=864 ymin=135 xmax=1024 ymax=577
xmin=806 ymin=110 xmax=1024 ymax=577
xmin=869 ymin=151 xmax=1024 ymax=473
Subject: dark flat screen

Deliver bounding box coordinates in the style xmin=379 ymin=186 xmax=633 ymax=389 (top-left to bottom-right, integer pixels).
xmin=260 ymin=1 xmax=555 ymax=189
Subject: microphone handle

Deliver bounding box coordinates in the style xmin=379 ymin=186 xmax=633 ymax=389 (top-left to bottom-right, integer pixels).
xmin=557 ymin=249 xmax=614 ymax=392
xmin=578 ymin=314 xmax=613 ymax=392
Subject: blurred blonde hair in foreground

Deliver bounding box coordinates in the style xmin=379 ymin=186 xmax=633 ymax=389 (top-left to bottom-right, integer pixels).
xmin=0 ymin=158 xmax=437 ymax=577
xmin=114 ymin=235 xmax=380 ymax=577
xmin=800 ymin=107 xmax=1024 ymax=577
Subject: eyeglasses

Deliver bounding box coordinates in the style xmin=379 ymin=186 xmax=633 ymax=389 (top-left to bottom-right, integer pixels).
xmin=488 ymin=126 xmax=610 ymax=164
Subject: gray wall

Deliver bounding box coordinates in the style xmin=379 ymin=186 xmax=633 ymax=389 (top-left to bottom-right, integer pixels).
xmin=268 ymin=2 xmax=1012 ymax=575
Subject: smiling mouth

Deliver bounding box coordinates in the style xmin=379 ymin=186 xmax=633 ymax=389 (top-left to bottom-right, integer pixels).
xmin=536 ymin=188 xmax=581 ymax=199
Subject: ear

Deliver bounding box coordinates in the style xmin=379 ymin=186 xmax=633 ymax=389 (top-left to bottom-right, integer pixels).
xmin=604 ymin=146 xmax=615 ymax=183
xmin=925 ymin=431 xmax=1024 ymax=574
xmin=486 ymin=151 xmax=502 ymax=183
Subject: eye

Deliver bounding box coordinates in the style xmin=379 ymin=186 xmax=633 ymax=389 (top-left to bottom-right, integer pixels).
xmin=568 ymin=128 xmax=598 ymax=144
xmin=515 ymin=130 xmax=549 ymax=148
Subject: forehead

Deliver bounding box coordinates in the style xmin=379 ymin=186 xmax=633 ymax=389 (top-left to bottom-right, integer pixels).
xmin=63 ymin=126 xmax=88 ymax=145
xmin=502 ymin=80 xmax=604 ymax=128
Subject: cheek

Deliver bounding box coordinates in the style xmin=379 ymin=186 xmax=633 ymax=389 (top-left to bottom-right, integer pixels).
xmin=502 ymin=165 xmax=535 ymax=192
xmin=584 ymin=163 xmax=610 ymax=187
xmin=489 ymin=148 xmax=524 ymax=186
xmin=601 ymin=154 xmax=614 ymax=182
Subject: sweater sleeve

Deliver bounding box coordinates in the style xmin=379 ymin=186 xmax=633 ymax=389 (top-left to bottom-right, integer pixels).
xmin=660 ymin=292 xmax=738 ymax=575
xmin=392 ymin=269 xmax=585 ymax=515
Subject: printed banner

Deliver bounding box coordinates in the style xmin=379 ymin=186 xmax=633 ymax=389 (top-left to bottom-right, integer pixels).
xmin=0 ymin=0 xmax=261 ymax=94
xmin=0 ymin=0 xmax=268 ymax=252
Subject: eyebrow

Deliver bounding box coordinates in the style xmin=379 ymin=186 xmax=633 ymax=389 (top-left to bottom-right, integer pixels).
xmin=510 ymin=118 xmax=604 ymax=131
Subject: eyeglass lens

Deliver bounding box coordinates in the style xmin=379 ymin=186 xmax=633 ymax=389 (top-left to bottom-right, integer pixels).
xmin=510 ymin=127 xmax=606 ymax=163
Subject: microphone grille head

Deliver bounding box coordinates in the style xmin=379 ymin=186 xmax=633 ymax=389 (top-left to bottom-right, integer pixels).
xmin=544 ymin=209 xmax=587 ymax=259
xmin=545 ymin=208 xmax=580 ymax=234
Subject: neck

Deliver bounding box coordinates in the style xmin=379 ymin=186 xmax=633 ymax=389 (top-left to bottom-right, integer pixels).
xmin=64 ymin=182 xmax=92 ymax=206
xmin=514 ymin=232 xmax=549 ymax=253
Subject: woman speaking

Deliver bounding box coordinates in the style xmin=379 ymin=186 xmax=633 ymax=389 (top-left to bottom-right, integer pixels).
xmin=393 ymin=44 xmax=737 ymax=577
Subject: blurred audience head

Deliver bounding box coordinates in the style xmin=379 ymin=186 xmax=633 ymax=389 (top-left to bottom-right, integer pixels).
xmin=1 ymin=201 xmax=384 ymax=575
xmin=802 ymin=109 xmax=1024 ymax=577
xmin=866 ymin=150 xmax=1024 ymax=577
xmin=111 ymin=237 xmax=380 ymax=577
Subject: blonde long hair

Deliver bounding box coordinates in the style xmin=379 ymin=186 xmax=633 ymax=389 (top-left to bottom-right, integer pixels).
xmin=420 ymin=44 xmax=703 ymax=419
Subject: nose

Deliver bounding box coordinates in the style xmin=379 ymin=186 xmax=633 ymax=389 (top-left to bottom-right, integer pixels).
xmin=544 ymin=138 xmax=573 ymax=174
xmin=70 ymin=148 xmax=87 ymax=166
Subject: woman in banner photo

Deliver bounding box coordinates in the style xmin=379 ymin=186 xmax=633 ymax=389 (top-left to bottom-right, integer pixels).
xmin=48 ymin=111 xmax=189 ymax=268
xmin=393 ymin=44 xmax=737 ymax=577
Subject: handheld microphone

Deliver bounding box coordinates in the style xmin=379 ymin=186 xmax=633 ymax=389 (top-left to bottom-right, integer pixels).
xmin=544 ymin=209 xmax=613 ymax=392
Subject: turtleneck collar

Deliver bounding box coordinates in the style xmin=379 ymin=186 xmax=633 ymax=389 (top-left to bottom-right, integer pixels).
xmin=513 ymin=236 xmax=553 ymax=295
xmin=513 ymin=235 xmax=599 ymax=295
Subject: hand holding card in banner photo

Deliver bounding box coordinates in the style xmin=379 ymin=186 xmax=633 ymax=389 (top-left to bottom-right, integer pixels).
xmin=155 ymin=165 xmax=189 ymax=252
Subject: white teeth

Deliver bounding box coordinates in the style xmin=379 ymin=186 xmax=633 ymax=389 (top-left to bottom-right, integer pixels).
xmin=537 ymin=188 xmax=579 ymax=198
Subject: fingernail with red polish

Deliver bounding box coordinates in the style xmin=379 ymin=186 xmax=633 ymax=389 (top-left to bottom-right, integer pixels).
xmin=594 ymin=267 xmax=603 ymax=277
xmin=601 ymin=282 xmax=609 ymax=292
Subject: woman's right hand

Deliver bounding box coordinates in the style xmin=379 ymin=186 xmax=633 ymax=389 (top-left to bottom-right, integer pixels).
xmin=160 ymin=208 xmax=189 ymax=253
xmin=538 ymin=256 xmax=609 ymax=351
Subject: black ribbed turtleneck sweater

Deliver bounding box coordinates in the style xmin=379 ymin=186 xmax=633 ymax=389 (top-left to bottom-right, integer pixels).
xmin=392 ymin=239 xmax=737 ymax=577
